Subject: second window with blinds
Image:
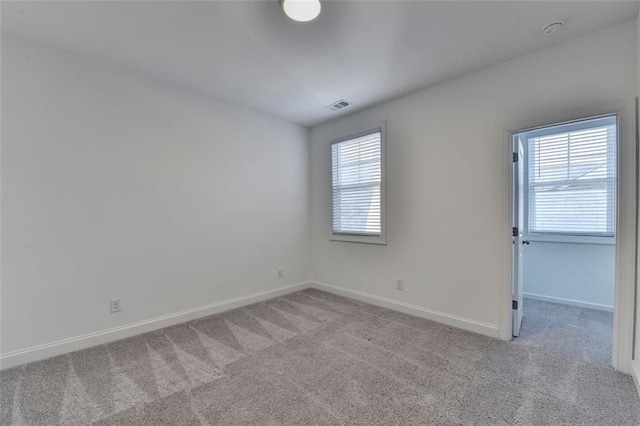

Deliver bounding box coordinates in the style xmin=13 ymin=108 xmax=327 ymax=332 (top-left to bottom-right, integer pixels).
xmin=331 ymin=126 xmax=386 ymax=244
xmin=523 ymin=115 xmax=617 ymax=243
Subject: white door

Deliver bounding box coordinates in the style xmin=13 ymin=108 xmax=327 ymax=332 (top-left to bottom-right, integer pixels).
xmin=511 ymin=136 xmax=525 ymax=337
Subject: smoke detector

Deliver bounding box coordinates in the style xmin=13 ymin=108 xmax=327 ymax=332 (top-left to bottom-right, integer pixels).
xmin=542 ymin=22 xmax=563 ymax=35
xmin=324 ymin=99 xmax=351 ymax=112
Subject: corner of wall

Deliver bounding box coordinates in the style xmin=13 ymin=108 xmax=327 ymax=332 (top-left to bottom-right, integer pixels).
xmin=633 ymin=11 xmax=640 ymax=388
xmin=633 ymin=359 xmax=640 ymax=398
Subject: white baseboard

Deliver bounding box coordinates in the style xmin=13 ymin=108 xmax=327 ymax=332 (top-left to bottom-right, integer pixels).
xmin=309 ymin=281 xmax=499 ymax=339
xmin=523 ymin=292 xmax=614 ymax=312
xmin=0 ymin=281 xmax=310 ymax=370
xmin=632 ymin=361 xmax=640 ymax=399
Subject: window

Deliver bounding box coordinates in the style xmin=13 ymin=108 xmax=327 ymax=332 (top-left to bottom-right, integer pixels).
xmin=331 ymin=127 xmax=385 ymax=244
xmin=525 ymin=115 xmax=617 ymax=241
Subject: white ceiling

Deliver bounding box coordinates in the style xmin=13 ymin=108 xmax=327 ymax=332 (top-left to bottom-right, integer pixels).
xmin=2 ymin=1 xmax=638 ymax=127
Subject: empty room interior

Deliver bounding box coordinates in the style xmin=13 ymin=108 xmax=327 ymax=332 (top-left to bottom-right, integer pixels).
xmin=1 ymin=1 xmax=640 ymax=425
xmin=512 ymin=115 xmax=620 ymax=362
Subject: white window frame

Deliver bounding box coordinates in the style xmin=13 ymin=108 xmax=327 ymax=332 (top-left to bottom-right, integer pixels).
xmin=329 ymin=123 xmax=386 ymax=245
xmin=522 ymin=114 xmax=617 ymax=245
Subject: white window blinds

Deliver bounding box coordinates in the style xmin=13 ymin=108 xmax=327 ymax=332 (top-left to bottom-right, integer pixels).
xmin=527 ymin=116 xmax=617 ymax=237
xmin=332 ymin=130 xmax=382 ymax=236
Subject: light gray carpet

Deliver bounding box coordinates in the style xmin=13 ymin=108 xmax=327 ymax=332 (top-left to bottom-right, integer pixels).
xmin=516 ymin=298 xmax=614 ymax=366
xmin=1 ymin=289 xmax=638 ymax=425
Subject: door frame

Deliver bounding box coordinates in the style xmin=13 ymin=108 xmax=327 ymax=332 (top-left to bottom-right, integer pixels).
xmin=499 ymin=101 xmax=637 ymax=374
xmin=511 ymin=134 xmax=524 ymax=337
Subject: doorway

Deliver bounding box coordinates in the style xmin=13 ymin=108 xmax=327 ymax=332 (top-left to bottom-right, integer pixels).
xmin=511 ymin=114 xmax=618 ymax=366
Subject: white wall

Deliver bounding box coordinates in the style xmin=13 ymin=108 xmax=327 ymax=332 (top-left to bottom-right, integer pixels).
xmin=523 ymin=242 xmax=615 ymax=310
xmin=633 ymin=13 xmax=640 ymax=390
xmin=0 ymin=36 xmax=310 ymax=357
xmin=309 ymin=20 xmax=637 ymax=337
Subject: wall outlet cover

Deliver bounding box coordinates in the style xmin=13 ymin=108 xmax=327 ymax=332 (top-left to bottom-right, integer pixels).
xmin=110 ymin=298 xmax=122 ymax=313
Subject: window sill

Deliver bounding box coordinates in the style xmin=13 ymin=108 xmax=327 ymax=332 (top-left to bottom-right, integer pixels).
xmin=329 ymin=233 xmax=387 ymax=245
xmin=525 ymin=234 xmax=616 ymax=245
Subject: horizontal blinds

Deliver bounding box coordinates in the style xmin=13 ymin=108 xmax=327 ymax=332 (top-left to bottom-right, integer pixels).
xmin=332 ymin=131 xmax=382 ymax=236
xmin=527 ymin=118 xmax=616 ymax=236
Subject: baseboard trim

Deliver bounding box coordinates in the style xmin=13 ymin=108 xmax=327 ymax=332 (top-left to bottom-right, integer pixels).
xmin=309 ymin=281 xmax=499 ymax=338
xmin=523 ymin=292 xmax=614 ymax=312
xmin=0 ymin=281 xmax=310 ymax=370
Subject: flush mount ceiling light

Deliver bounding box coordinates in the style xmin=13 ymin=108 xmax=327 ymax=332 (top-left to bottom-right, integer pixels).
xmin=281 ymin=0 xmax=321 ymax=22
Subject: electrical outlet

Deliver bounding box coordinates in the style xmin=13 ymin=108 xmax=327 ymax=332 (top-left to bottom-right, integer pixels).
xmin=277 ymin=268 xmax=283 ymax=279
xmin=110 ymin=298 xmax=122 ymax=313
xmin=396 ymin=279 xmax=404 ymax=291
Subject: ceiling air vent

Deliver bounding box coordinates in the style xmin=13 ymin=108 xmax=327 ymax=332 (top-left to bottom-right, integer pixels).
xmin=325 ymin=99 xmax=351 ymax=112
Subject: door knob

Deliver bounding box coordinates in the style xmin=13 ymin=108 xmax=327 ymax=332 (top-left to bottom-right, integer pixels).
xmin=522 ymin=240 xmax=530 ymax=245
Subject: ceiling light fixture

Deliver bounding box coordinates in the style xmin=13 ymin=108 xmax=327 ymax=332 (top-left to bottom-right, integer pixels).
xmin=281 ymin=0 xmax=321 ymax=22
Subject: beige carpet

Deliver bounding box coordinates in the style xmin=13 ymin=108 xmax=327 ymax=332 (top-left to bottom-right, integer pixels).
xmin=1 ymin=289 xmax=638 ymax=425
